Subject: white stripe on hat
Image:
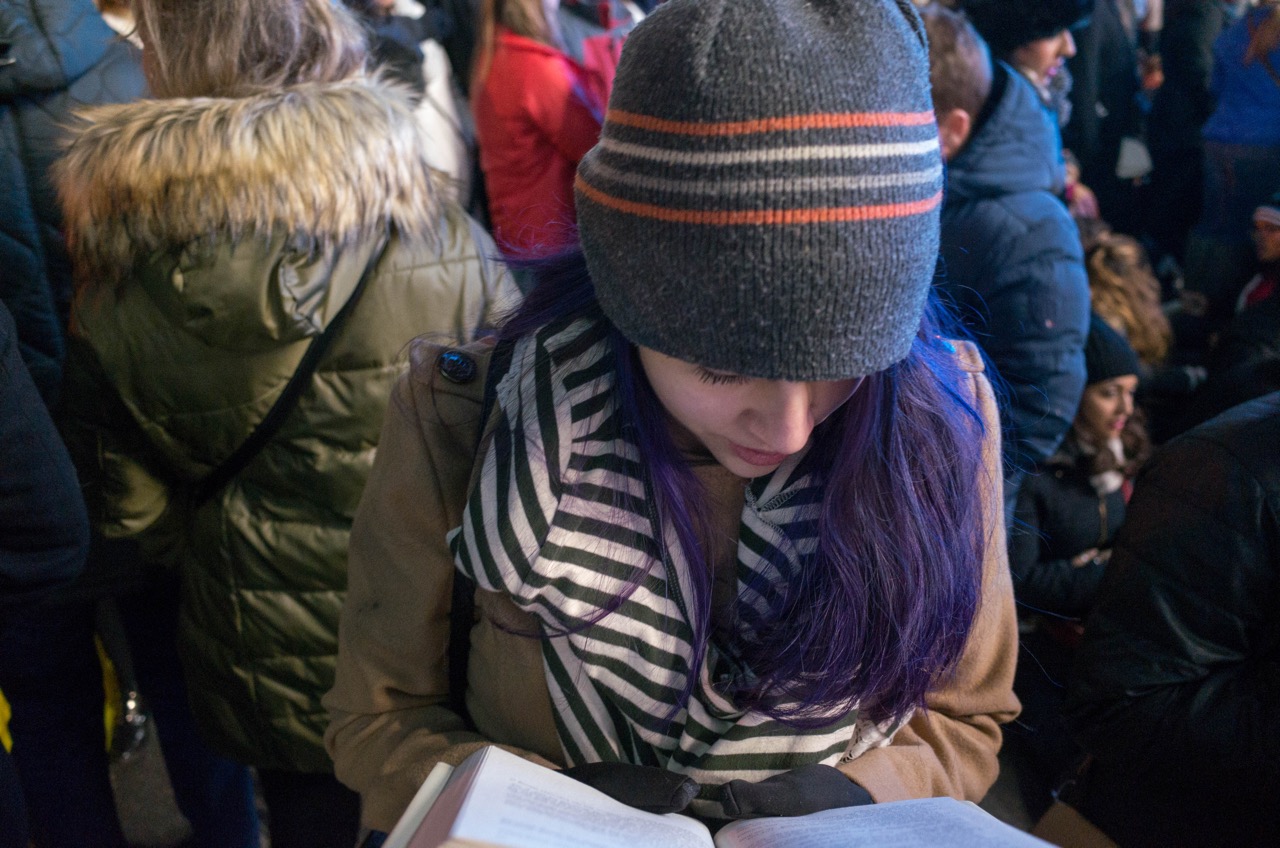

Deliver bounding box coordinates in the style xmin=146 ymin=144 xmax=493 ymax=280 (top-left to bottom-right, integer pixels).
xmin=598 ymin=137 xmax=940 ymax=166
xmin=585 ymin=160 xmax=944 ymax=197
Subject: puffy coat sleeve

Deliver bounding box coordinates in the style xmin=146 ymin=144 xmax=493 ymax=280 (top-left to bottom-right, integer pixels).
xmin=324 ymin=341 xmax=555 ymax=831
xmin=838 ymin=348 xmax=1021 ymax=802
xmin=57 ymin=334 xmax=183 ymax=566
xmin=0 ymin=302 xmax=88 ymax=603
xmin=982 ymin=213 xmax=1090 ymax=486
xmin=1064 ymin=413 xmax=1280 ymax=791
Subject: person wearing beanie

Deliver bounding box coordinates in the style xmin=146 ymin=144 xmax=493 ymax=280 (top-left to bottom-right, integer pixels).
xmin=1005 ymin=313 xmax=1149 ymax=818
xmin=922 ymin=4 xmax=1091 ymax=524
xmin=960 ymin=0 xmax=1109 ymax=225
xmin=325 ymin=0 xmax=1019 ymax=835
xmin=961 ymin=0 xmax=1092 ymax=106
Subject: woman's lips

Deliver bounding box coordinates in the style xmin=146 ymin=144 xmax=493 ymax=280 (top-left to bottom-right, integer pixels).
xmin=730 ymin=443 xmax=790 ymax=467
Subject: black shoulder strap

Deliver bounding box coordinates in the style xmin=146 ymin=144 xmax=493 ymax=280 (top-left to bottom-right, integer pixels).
xmin=446 ymin=335 xmax=515 ymax=727
xmin=193 ymin=237 xmax=386 ymax=507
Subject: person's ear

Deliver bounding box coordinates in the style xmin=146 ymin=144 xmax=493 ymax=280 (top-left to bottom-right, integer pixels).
xmin=937 ymin=107 xmax=972 ymax=161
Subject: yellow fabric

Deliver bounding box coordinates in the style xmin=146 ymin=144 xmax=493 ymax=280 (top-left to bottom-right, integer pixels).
xmin=97 ymin=636 xmax=121 ymax=753
xmin=0 ymin=640 xmax=123 ymax=755
xmin=0 ymin=690 xmax=11 ymax=753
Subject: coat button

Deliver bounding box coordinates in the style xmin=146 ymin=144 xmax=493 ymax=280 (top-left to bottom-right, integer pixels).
xmin=437 ymin=350 xmax=477 ymax=384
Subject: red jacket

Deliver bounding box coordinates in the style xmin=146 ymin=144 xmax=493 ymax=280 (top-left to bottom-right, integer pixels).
xmin=473 ymin=29 xmax=604 ymax=255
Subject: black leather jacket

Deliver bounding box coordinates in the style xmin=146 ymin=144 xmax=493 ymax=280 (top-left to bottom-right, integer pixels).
xmin=1064 ymin=392 xmax=1280 ymax=847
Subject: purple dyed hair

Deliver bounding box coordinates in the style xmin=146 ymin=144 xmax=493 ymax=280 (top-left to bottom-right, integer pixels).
xmin=501 ymin=251 xmax=990 ymax=728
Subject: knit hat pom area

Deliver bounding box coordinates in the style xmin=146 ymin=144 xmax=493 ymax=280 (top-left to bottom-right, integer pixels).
xmin=575 ymin=0 xmax=943 ymax=381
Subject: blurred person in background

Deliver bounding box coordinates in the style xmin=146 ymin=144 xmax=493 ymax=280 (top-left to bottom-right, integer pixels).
xmin=470 ymin=0 xmax=605 ymax=259
xmin=0 ymin=299 xmax=90 ymax=847
xmin=53 ymin=0 xmax=517 ymax=845
xmin=0 ymin=3 xmax=146 ymax=845
xmin=1006 ymin=315 xmax=1148 ymax=818
xmin=1182 ymin=0 xmax=1280 ymax=348
xmin=962 ymin=0 xmax=1101 ymax=218
xmin=923 ymin=3 xmax=1091 ymax=521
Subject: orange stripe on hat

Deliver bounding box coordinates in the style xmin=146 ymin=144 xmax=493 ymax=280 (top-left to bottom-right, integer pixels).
xmin=606 ymin=109 xmax=937 ymax=136
xmin=576 ymin=177 xmax=941 ymax=224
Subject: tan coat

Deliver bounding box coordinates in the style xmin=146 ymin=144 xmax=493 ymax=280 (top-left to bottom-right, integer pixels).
xmin=324 ymin=339 xmax=1020 ymax=831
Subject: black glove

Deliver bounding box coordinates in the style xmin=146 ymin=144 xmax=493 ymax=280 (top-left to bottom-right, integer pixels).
xmin=717 ymin=764 xmax=874 ymax=819
xmin=561 ymin=762 xmax=701 ymax=814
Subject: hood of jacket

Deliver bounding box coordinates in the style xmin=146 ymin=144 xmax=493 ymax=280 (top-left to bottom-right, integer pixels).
xmin=0 ymin=0 xmax=118 ymax=98
xmin=54 ymin=76 xmax=443 ymax=349
xmin=946 ymin=62 xmax=1066 ymax=201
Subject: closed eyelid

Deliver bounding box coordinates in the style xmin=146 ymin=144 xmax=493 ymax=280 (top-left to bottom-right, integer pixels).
xmin=696 ymin=367 xmax=750 ymax=385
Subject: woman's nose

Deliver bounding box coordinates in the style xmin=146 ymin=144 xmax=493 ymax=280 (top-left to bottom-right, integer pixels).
xmin=750 ymin=383 xmax=815 ymax=454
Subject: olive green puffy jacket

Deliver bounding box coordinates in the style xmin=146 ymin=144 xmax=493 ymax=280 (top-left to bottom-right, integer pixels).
xmin=54 ymin=77 xmax=520 ymax=771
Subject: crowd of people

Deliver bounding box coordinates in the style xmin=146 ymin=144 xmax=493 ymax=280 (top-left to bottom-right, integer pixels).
xmin=1 ymin=0 xmax=1277 ymax=847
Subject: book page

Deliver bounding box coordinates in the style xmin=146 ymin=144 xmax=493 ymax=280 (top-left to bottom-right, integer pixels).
xmin=426 ymin=747 xmax=713 ymax=848
xmin=714 ymin=797 xmax=1050 ymax=848
xmin=383 ymin=762 xmax=455 ymax=848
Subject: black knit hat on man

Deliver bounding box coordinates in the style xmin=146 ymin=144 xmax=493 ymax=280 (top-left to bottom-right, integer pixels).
xmin=575 ymin=0 xmax=943 ymax=381
xmin=961 ymin=0 xmax=1093 ymax=58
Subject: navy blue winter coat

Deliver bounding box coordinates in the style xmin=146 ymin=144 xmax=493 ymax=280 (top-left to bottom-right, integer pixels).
xmin=938 ymin=62 xmax=1090 ymax=505
xmin=0 ymin=0 xmax=145 ymax=404
xmin=0 ymin=301 xmax=87 ymax=612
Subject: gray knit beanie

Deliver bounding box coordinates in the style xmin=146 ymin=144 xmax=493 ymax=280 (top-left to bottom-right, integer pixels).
xmin=575 ymin=0 xmax=943 ymax=381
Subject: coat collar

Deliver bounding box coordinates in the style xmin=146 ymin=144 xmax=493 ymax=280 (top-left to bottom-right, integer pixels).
xmin=54 ymin=75 xmax=441 ymax=287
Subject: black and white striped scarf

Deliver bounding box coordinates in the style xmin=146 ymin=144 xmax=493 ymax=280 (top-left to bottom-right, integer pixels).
xmin=449 ymin=316 xmax=904 ymax=795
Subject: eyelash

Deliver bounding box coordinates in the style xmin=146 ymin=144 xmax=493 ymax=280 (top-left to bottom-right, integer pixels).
xmin=697 ymin=368 xmax=750 ymax=386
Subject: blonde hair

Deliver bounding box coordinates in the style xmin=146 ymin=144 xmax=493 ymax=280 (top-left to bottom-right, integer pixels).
xmin=1086 ymin=234 xmax=1172 ymax=368
xmin=470 ymin=0 xmax=554 ymax=92
xmin=133 ymin=0 xmax=368 ymax=98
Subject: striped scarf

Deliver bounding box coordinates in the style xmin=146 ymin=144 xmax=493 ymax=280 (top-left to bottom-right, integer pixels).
xmin=449 ymin=317 xmax=905 ymax=798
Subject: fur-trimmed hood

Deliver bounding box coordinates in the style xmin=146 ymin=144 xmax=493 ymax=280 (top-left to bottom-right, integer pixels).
xmin=54 ymin=75 xmax=441 ymax=287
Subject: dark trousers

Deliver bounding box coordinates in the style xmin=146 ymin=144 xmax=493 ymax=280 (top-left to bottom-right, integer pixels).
xmin=117 ymin=574 xmax=261 ymax=848
xmin=0 ymin=570 xmax=261 ymax=848
xmin=0 ymin=746 xmax=28 ymax=848
xmin=0 ymin=600 xmax=128 ymax=848
xmin=257 ymin=768 xmax=361 ymax=848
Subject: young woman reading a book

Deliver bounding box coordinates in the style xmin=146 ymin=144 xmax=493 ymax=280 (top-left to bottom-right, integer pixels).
xmin=325 ymin=0 xmax=1020 ymax=835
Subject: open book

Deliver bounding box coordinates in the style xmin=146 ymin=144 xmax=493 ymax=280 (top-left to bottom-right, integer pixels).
xmin=384 ymin=746 xmax=1049 ymax=848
